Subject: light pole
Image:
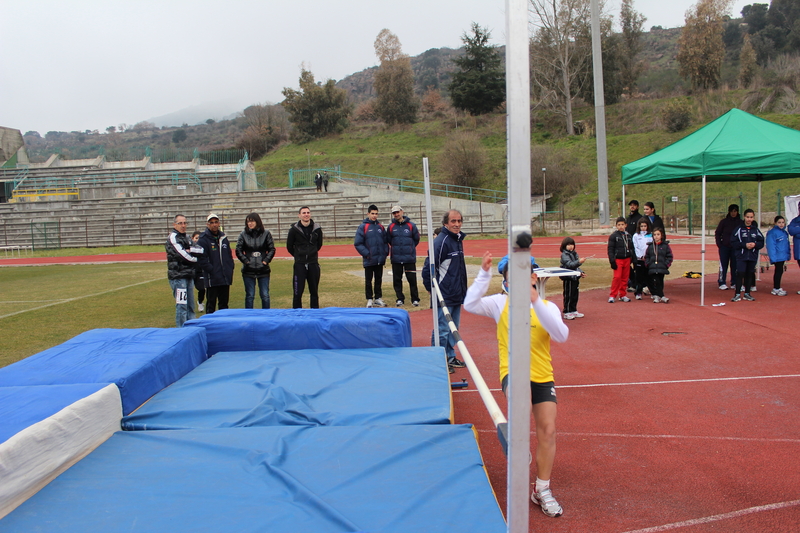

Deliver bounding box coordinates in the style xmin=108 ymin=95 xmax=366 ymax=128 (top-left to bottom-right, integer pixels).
xmin=542 ymin=167 xmax=547 ymax=213
xmin=306 ymin=149 xmax=311 ymax=170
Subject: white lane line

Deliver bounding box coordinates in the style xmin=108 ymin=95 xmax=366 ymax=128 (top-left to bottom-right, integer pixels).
xmin=0 ymin=278 xmax=164 ymax=320
xmin=620 ymin=500 xmax=800 ymax=533
xmin=473 ymin=428 xmax=800 ymax=443
xmin=452 ymin=374 xmax=800 ymax=393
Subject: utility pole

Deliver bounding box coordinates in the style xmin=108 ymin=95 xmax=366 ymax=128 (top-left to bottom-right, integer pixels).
xmin=591 ymin=0 xmax=610 ymax=225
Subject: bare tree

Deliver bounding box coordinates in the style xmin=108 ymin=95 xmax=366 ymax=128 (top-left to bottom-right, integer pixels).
xmin=438 ymin=131 xmax=487 ymax=188
xmin=373 ymin=29 xmax=419 ymax=125
xmin=529 ymin=0 xmax=594 ymax=135
xmin=676 ymin=0 xmax=733 ymax=91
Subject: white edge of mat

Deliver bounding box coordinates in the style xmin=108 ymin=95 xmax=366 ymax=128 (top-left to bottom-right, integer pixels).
xmin=0 ymin=383 xmax=122 ymax=519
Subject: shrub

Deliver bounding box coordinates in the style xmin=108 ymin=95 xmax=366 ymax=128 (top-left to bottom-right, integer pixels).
xmin=438 ymin=131 xmax=487 ymax=188
xmin=661 ymin=99 xmax=692 ymax=132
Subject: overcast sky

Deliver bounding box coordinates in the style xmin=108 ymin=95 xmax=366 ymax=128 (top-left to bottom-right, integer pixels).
xmin=1 ymin=0 xmax=751 ymax=135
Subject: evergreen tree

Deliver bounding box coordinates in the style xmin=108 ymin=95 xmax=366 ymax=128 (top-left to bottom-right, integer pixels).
xmin=281 ymin=69 xmax=351 ymax=143
xmin=373 ymin=29 xmax=419 ymax=125
xmin=448 ymin=23 xmax=505 ymax=115
xmin=739 ymin=33 xmax=758 ymax=88
xmin=619 ymin=0 xmax=646 ymax=95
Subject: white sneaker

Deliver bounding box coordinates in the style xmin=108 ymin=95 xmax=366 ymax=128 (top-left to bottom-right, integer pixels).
xmin=573 ymin=312 xmax=584 ymax=318
xmin=412 ymin=300 xmax=420 ymax=307
xmin=620 ymin=296 xmax=631 ymax=302
xmin=531 ymin=487 xmax=563 ymax=517
xmin=653 ymin=296 xmax=661 ymax=303
xmin=643 ymin=287 xmax=651 ymax=295
xmin=564 ymin=312 xmax=575 ymax=320
xmin=778 ymin=289 xmax=787 ymax=296
xmin=608 ymin=297 xmax=615 ymax=303
xmin=661 ymin=296 xmax=670 ymax=303
xmin=635 ymin=294 xmax=643 ymax=300
xmin=750 ymin=286 xmax=757 ymax=292
xmin=396 ymin=299 xmax=404 ymax=306
xmin=197 ymin=303 xmax=204 ymax=312
xmin=366 ymin=299 xmax=373 ymax=308
xmin=373 ymin=298 xmax=386 ymax=307
xmin=718 ymin=284 xmax=728 ymax=290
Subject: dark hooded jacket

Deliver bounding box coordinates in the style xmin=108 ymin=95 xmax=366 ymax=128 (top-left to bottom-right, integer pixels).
xmin=422 ymin=226 xmax=467 ymax=307
xmin=387 ymin=216 xmax=420 ymax=264
xmin=236 ymin=227 xmax=276 ymax=277
xmin=354 ymin=217 xmax=388 ymax=267
xmin=287 ymin=220 xmax=323 ymax=263
xmin=197 ymin=228 xmax=235 ymax=287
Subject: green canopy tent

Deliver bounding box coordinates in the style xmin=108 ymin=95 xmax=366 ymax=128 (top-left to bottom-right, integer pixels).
xmin=621 ymin=108 xmax=800 ymax=305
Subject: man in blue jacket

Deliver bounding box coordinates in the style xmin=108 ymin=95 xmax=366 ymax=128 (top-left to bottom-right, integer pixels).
xmin=197 ymin=213 xmax=235 ymax=313
xmin=387 ymin=205 xmax=421 ymax=307
xmin=423 ymin=209 xmax=467 ymax=371
xmin=354 ymin=205 xmax=389 ymax=307
xmin=788 ymin=201 xmax=800 ymax=294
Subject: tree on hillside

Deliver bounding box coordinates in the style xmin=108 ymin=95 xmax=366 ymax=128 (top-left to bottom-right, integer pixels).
xmin=172 ymin=129 xmax=188 ymax=144
xmin=373 ymin=29 xmax=419 ymax=125
xmin=619 ymin=0 xmax=646 ymax=95
xmin=676 ymin=0 xmax=733 ymax=91
xmin=575 ymin=16 xmax=625 ymax=106
xmin=529 ymin=0 xmax=594 ymax=135
xmin=739 ymin=33 xmax=758 ymax=87
xmin=281 ymin=68 xmax=351 ymax=143
xmin=236 ymin=103 xmax=290 ymax=159
xmin=448 ymin=23 xmax=505 ymax=115
xmin=438 ymin=131 xmax=487 ymax=188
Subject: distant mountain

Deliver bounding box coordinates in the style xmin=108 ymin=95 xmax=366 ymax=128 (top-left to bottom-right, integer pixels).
xmin=146 ymin=98 xmax=249 ymax=128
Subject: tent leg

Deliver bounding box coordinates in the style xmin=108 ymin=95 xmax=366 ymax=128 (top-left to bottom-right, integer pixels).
xmin=701 ymin=176 xmax=706 ymax=307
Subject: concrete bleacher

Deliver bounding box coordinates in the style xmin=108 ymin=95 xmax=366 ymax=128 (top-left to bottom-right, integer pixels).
xmin=0 ymin=151 xmax=507 ymax=249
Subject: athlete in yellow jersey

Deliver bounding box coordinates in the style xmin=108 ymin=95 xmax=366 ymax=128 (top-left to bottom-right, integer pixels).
xmin=463 ymin=251 xmax=569 ymax=518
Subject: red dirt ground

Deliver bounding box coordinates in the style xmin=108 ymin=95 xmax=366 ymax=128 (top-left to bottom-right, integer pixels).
xmin=3 ymin=237 xmax=799 ymax=532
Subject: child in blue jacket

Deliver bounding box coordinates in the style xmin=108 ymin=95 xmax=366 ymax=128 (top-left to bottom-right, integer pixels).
xmin=765 ymin=216 xmax=790 ymax=296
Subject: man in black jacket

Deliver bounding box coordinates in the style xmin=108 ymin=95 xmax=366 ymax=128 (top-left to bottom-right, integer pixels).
xmin=197 ymin=213 xmax=235 ymax=314
xmin=287 ymin=206 xmax=324 ymax=308
xmin=165 ymin=214 xmax=201 ymax=326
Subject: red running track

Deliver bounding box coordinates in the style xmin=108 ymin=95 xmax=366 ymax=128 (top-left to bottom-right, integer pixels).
xmin=410 ymin=268 xmax=800 ymax=532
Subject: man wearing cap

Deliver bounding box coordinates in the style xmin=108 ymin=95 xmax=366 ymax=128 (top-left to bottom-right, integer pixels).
xmin=165 ymin=214 xmax=202 ymax=327
xmin=196 ymin=213 xmax=235 ymax=313
xmin=387 ymin=205 xmax=421 ymax=306
xmin=287 ymin=206 xmax=324 ymax=308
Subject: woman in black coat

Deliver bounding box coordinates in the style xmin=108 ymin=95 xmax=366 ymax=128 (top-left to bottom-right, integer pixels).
xmin=235 ymin=212 xmax=276 ymax=309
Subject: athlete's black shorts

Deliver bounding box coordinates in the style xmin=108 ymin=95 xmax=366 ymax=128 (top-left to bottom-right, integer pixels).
xmin=501 ymin=375 xmax=557 ymax=405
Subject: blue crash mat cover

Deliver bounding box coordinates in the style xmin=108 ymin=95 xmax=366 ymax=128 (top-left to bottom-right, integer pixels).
xmin=0 ymin=384 xmax=113 ymax=444
xmin=183 ymin=308 xmax=411 ymax=355
xmin=122 ymin=347 xmax=451 ymax=430
xmin=2 ymin=425 xmax=506 ymax=533
xmin=0 ymin=328 xmax=207 ymax=415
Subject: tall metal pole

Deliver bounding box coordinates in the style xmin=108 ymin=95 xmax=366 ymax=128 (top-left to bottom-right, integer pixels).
xmin=506 ymin=0 xmax=532 ymax=531
xmin=591 ymin=0 xmax=610 ymax=225
xmin=542 ymin=167 xmax=547 ymax=211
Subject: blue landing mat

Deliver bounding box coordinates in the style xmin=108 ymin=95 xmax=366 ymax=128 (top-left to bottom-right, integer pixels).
xmin=0 ymin=425 xmax=505 ymax=533
xmin=122 ymin=347 xmax=450 ymax=429
xmin=182 ymin=308 xmax=411 ymax=355
xmin=0 ymin=328 xmax=207 ymax=415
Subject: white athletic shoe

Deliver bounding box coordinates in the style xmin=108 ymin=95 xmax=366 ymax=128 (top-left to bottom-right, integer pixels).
xmin=373 ymin=298 xmax=386 ymax=307
xmin=718 ymin=284 xmax=728 ymax=290
xmin=531 ymin=487 xmax=563 ymax=517
xmin=608 ymin=297 xmax=615 ymax=303
xmin=573 ymin=312 xmax=584 ymax=318
xmin=661 ymin=296 xmax=670 ymax=303
xmin=750 ymin=286 xmax=757 ymax=292
xmin=563 ymin=312 xmax=575 ymax=320
xmin=653 ymin=296 xmax=661 ymax=303
xmin=366 ymin=299 xmax=373 ymax=308
xmin=197 ymin=303 xmax=204 ymax=312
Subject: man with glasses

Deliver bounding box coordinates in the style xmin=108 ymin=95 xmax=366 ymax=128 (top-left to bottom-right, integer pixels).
xmin=422 ymin=209 xmax=467 ymax=372
xmin=165 ymin=214 xmax=201 ymax=327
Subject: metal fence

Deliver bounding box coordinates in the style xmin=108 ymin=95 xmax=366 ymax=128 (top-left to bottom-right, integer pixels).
xmin=288 ymin=168 xmax=508 ymax=204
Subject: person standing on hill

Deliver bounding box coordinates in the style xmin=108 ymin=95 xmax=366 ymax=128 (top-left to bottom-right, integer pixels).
xmin=287 ymin=206 xmax=324 ymax=308
xmin=165 ymin=214 xmax=201 ymax=327
xmin=322 ymin=171 xmax=329 ymax=192
xmin=387 ymin=205 xmax=421 ymax=307
xmin=197 ymin=214 xmax=235 ymax=314
xmin=235 ymin=212 xmax=276 ymax=309
xmin=314 ymin=172 xmax=322 ymax=192
xmin=715 ymin=204 xmax=741 ymax=290
xmin=354 ymin=204 xmax=388 ymax=307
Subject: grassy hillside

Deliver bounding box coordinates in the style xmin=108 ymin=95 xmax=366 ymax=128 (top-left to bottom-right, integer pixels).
xmin=255 ymin=91 xmax=800 ymax=222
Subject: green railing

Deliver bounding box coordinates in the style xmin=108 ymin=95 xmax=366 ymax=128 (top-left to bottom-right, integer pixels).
xmin=288 ymin=168 xmax=507 ymax=204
